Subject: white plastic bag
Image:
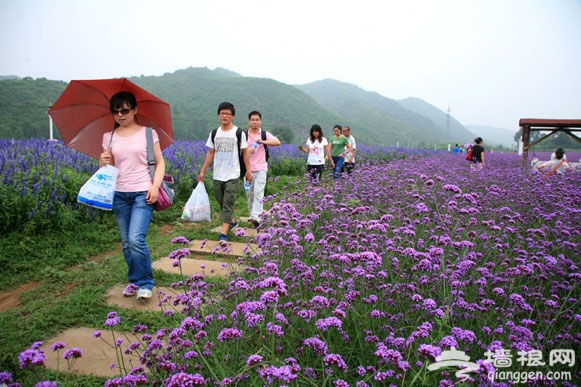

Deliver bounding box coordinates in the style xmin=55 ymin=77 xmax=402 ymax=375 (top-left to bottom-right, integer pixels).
xmin=77 ymin=165 xmax=119 ymax=210
xmin=182 ymin=182 xmax=211 ymax=222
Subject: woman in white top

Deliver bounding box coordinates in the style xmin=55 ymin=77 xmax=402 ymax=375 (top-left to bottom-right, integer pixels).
xmin=300 ymin=124 xmax=331 ymax=182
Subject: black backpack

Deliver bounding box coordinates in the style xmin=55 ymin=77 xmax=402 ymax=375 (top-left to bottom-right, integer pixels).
xmin=255 ymin=129 xmax=270 ymax=162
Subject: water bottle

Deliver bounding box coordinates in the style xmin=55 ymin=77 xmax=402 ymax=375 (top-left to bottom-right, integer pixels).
xmin=252 ymin=142 xmax=259 ymax=150
xmin=244 ymin=180 xmax=251 ymax=192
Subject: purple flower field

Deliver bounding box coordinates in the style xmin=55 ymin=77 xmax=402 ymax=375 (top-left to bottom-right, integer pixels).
xmin=0 ymin=138 xmax=433 ymax=234
xmin=3 ymin=140 xmax=580 ymax=386
xmin=108 ymin=152 xmax=578 ymax=386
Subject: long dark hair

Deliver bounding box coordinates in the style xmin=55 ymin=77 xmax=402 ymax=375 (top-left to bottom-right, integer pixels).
xmin=309 ymin=124 xmax=324 ymax=143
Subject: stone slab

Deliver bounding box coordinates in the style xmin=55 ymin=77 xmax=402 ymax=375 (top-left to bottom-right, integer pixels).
xmin=152 ymin=257 xmax=245 ymax=277
xmin=39 ymin=327 xmax=144 ymax=378
xmin=188 ymin=239 xmax=260 ymax=258
xmin=211 ymin=225 xmax=258 ymax=238
xmin=104 ymin=284 xmax=186 ymax=313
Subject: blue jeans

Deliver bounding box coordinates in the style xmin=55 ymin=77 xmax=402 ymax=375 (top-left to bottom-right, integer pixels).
xmin=113 ymin=191 xmax=155 ymax=290
xmin=332 ymin=156 xmax=345 ymax=180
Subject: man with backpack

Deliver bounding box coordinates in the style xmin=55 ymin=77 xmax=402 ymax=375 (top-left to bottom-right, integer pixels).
xmin=245 ymin=111 xmax=281 ymax=227
xmin=198 ymin=102 xmax=253 ymax=241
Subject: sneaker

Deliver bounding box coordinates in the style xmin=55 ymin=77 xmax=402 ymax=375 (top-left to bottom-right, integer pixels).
xmin=137 ymin=288 xmax=152 ymax=299
xmin=219 ymin=233 xmax=229 ymax=242
xmin=251 ymin=218 xmax=260 ymax=228
xmin=230 ymin=219 xmax=238 ymax=230
xmin=123 ymin=284 xmax=138 ymax=297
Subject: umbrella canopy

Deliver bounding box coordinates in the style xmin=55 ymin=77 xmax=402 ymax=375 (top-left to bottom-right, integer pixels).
xmin=48 ymin=78 xmax=173 ymax=159
xmin=464 ymin=143 xmax=473 ymax=149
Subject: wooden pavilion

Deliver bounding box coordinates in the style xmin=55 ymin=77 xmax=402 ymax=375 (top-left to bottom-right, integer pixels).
xmin=519 ymin=119 xmax=581 ymax=163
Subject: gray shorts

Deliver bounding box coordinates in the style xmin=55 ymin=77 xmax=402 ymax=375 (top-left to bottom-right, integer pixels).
xmin=213 ymin=178 xmax=239 ymax=223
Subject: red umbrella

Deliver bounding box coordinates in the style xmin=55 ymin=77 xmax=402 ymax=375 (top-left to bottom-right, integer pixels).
xmin=48 ymin=78 xmax=173 ymax=159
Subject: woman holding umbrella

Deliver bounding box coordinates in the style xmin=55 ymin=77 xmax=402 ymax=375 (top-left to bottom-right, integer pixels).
xmin=99 ymin=91 xmax=166 ymax=300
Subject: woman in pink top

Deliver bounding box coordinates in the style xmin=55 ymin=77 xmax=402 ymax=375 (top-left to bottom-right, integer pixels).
xmin=99 ymin=92 xmax=166 ymax=300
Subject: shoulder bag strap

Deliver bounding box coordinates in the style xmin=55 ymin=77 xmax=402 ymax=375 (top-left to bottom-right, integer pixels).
xmin=546 ymin=160 xmax=564 ymax=177
xmin=145 ymin=127 xmax=155 ymax=179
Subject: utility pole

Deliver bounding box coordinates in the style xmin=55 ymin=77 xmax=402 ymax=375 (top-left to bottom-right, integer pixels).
xmin=48 ymin=104 xmax=54 ymax=141
xmin=446 ymin=105 xmax=451 ymax=143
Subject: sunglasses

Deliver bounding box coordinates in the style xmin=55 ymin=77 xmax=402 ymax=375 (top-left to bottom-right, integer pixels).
xmin=111 ymin=108 xmax=132 ymax=115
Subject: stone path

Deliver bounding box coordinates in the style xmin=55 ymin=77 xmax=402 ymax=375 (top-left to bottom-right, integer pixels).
xmin=38 ymin=224 xmax=261 ymax=379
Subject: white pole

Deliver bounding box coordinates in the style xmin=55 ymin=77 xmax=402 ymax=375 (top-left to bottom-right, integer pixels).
xmin=396 ymin=141 xmax=399 ymax=148
xmin=49 ymin=114 xmax=54 ymax=140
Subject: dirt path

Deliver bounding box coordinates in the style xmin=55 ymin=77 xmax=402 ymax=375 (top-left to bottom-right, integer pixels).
xmin=0 ymin=281 xmax=41 ymax=312
xmin=0 ymin=224 xmax=178 ymax=313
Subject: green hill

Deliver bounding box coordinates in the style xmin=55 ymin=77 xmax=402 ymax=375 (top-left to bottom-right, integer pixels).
xmin=0 ymin=67 xmax=472 ymax=147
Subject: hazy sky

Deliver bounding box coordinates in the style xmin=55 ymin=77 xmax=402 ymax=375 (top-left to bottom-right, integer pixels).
xmin=2 ymin=0 xmax=580 ymax=131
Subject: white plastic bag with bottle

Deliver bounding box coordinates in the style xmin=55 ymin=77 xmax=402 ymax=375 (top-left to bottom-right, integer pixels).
xmin=181 ymin=182 xmax=211 ymax=222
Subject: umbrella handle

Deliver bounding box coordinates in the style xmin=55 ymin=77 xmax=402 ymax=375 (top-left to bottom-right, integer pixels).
xmin=107 ymin=128 xmax=115 ymax=151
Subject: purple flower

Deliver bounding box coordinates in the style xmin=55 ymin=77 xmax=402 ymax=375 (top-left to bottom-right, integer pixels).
xmin=0 ymin=372 xmax=14 ymax=384
xmin=63 ymin=347 xmax=83 ymax=360
xmin=165 ymin=372 xmax=206 ymax=386
xmin=247 ymin=354 xmax=263 ymax=366
xmin=315 ymin=317 xmax=343 ymax=331
xmin=304 ymin=336 xmax=329 ymax=356
xmin=171 ymin=236 xmax=190 ymax=244
xmin=168 ymin=248 xmax=191 ymax=259
xmin=324 ymin=353 xmax=348 ymax=372
xmin=104 ymin=311 xmax=120 ymax=327
xmin=217 ymin=328 xmax=243 ymax=341
xmin=18 ymin=348 xmax=46 ymax=369
xmin=451 ymin=327 xmax=477 ymax=343
xmin=50 ymin=341 xmax=66 ymax=351
xmin=418 ymin=344 xmax=442 ymax=359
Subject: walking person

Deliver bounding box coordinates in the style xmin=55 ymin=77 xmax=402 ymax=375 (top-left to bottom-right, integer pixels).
xmin=341 ymin=125 xmax=357 ymax=175
xmin=470 ymin=137 xmax=485 ymax=171
xmin=99 ymin=91 xmax=165 ymax=300
xmin=245 ymin=111 xmax=281 ymax=227
xmin=329 ymin=125 xmax=351 ymax=180
xmin=198 ymin=102 xmax=253 ymax=242
xmin=300 ymin=124 xmax=331 ymax=183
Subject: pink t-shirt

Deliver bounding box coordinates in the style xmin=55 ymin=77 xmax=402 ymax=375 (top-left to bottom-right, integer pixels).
xmin=102 ymin=127 xmax=159 ymax=192
xmin=247 ymin=129 xmax=275 ymax=172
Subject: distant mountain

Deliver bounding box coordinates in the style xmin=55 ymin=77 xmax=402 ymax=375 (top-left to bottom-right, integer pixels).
xmin=1 ymin=67 xmax=481 ymax=148
xmin=397 ymin=97 xmax=476 ymax=144
xmin=465 ymin=124 xmax=518 ymax=148
xmin=297 ymin=80 xmax=447 ymax=146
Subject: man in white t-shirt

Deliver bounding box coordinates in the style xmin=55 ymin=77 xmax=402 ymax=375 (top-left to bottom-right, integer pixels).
xmin=342 ymin=126 xmax=357 ymax=175
xmin=198 ymin=102 xmax=253 ymax=241
xmin=246 ymin=111 xmax=281 ymax=227
xmin=537 ymin=148 xmax=571 ymax=175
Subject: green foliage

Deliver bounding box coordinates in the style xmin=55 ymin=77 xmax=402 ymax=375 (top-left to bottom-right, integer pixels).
xmin=0 ymin=78 xmax=67 ymax=140
xmin=268 ymin=157 xmax=306 ymax=176
xmin=1 ymin=69 xmax=472 ymax=148
xmin=270 ymin=125 xmax=294 ymax=143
